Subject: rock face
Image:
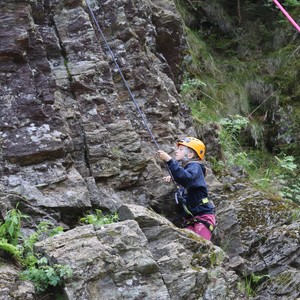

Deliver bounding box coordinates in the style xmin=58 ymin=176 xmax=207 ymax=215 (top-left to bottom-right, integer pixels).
xmin=0 ymin=0 xmax=191 ymax=219
xmin=36 ymin=204 xmax=244 ymax=299
xmin=1 ymin=0 xmax=300 ymax=299
xmin=0 ymin=263 xmax=35 ymax=300
xmin=212 ymin=182 xmax=300 ymax=300
xmin=37 ymin=221 xmax=170 ymax=300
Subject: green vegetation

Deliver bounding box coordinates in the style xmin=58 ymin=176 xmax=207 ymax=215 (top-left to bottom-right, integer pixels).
xmin=181 ymin=28 xmax=250 ymax=119
xmin=21 ymin=257 xmax=72 ymax=293
xmin=267 ymin=0 xmax=300 ymax=7
xmin=209 ymin=249 xmax=226 ymax=268
xmin=239 ymin=273 xmax=270 ymax=297
xmin=79 ymin=209 xmax=119 ymax=226
xmin=181 ymin=79 xmax=300 ymax=204
xmin=0 ymin=204 xmax=28 ymax=246
xmin=0 ymin=206 xmax=72 ymax=294
xmin=64 ymin=59 xmax=72 ymax=81
xmin=175 ymin=0 xmax=300 ymax=205
xmin=211 ymin=115 xmax=300 ymax=202
xmin=181 ymin=70 xmax=300 ymax=203
xmin=0 ymin=207 xmax=119 ymax=295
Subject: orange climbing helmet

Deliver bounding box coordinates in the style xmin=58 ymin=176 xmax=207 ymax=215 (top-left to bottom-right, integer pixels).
xmin=177 ymin=137 xmax=206 ymax=160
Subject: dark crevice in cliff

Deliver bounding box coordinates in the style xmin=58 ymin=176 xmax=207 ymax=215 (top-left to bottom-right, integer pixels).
xmin=51 ymin=16 xmax=92 ymax=177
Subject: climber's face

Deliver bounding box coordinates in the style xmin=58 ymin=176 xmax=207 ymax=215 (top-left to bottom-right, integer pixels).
xmin=175 ymin=145 xmax=190 ymax=161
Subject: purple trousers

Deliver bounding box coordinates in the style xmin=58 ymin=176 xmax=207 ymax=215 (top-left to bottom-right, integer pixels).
xmin=185 ymin=214 xmax=216 ymax=241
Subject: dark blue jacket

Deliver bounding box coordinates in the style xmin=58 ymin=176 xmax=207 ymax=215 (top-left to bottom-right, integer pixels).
xmin=166 ymin=159 xmax=215 ymax=216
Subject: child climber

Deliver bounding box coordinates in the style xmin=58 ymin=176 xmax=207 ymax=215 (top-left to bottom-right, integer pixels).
xmin=157 ymin=137 xmax=216 ymax=241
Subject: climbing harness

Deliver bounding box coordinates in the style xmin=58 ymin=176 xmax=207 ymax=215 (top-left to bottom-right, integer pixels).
xmin=182 ymin=217 xmax=215 ymax=232
xmin=175 ymin=185 xmax=209 ymax=216
xmin=273 ymin=0 xmax=300 ymax=32
xmin=177 ymin=185 xmax=215 ymax=233
xmin=175 ymin=186 xmax=191 ymax=216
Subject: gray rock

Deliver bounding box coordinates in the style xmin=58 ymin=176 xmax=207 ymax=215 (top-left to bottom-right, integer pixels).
xmin=36 ymin=222 xmax=171 ymax=300
xmin=0 ymin=263 xmax=35 ymax=300
xmin=36 ymin=205 xmax=244 ymax=300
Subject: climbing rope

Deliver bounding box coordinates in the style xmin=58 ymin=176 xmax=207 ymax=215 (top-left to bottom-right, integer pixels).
xmin=84 ymin=0 xmax=176 ymax=183
xmin=84 ymin=0 xmax=160 ymax=150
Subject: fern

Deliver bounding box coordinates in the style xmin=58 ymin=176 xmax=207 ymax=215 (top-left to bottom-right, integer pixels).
xmin=0 ymin=239 xmax=23 ymax=263
xmin=0 ymin=205 xmax=72 ymax=294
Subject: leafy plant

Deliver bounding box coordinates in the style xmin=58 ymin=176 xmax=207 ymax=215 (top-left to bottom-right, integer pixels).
xmin=291 ymin=207 xmax=300 ymax=221
xmin=209 ymin=249 xmax=225 ymax=267
xmin=281 ymin=179 xmax=300 ymax=204
xmin=0 ymin=205 xmax=28 ymax=246
xmin=21 ymin=257 xmax=72 ymax=293
xmin=22 ymin=221 xmax=64 ymax=268
xmin=245 ymin=120 xmax=265 ymax=149
xmin=275 ymin=155 xmax=297 ymax=172
xmin=79 ymin=209 xmax=119 ymax=226
xmin=180 ymin=77 xmax=223 ymax=123
xmin=273 ymin=156 xmax=300 ymax=203
xmin=219 ymin=115 xmax=249 ymax=138
xmin=0 ymin=205 xmax=72 ymax=294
